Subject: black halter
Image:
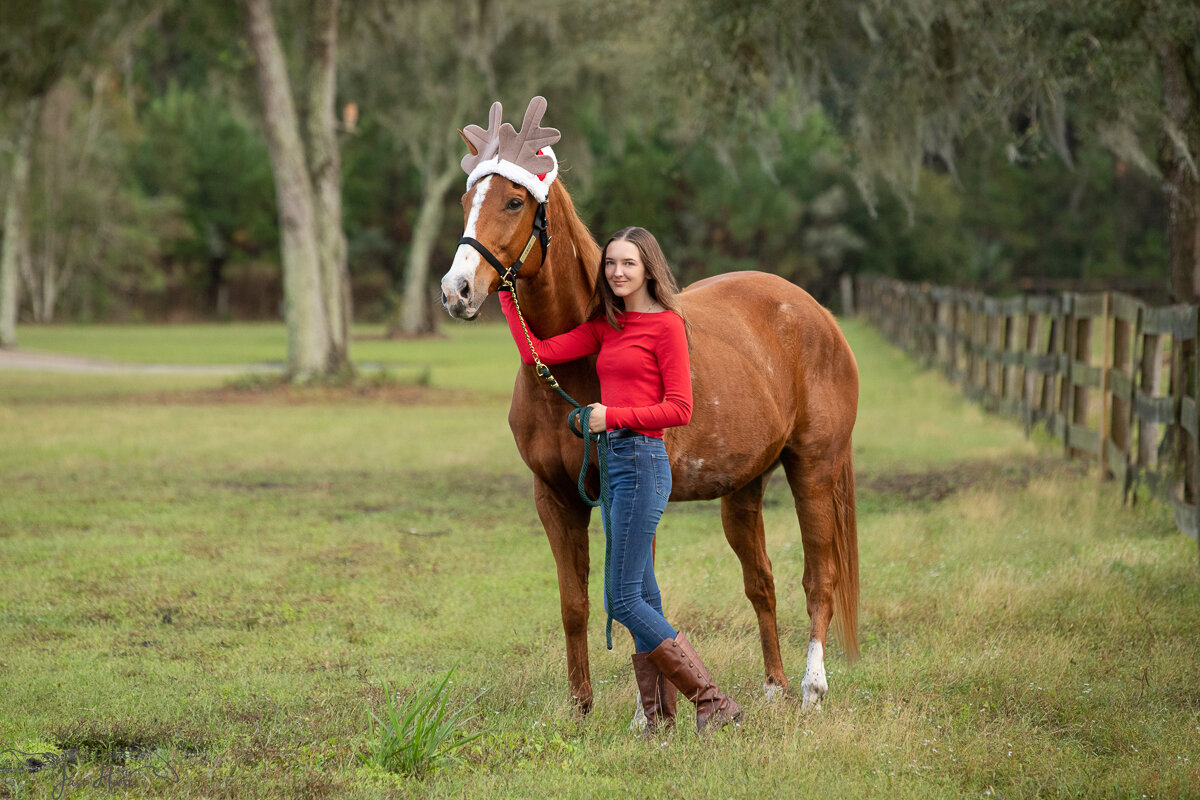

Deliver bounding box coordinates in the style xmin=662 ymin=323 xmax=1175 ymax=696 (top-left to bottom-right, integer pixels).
xmin=458 ymin=201 xmax=550 ymax=288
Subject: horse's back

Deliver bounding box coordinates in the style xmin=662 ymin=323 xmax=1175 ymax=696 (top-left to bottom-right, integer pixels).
xmin=680 ymin=271 xmax=856 ymax=383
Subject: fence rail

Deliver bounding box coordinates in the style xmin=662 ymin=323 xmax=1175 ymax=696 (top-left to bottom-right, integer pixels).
xmin=856 ymin=275 xmax=1200 ymax=557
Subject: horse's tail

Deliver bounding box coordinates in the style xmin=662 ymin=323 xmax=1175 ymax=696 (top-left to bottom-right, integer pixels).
xmin=831 ymin=451 xmax=860 ymax=660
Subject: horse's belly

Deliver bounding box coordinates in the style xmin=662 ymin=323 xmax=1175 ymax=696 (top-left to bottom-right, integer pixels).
xmin=665 ymin=403 xmax=788 ymax=501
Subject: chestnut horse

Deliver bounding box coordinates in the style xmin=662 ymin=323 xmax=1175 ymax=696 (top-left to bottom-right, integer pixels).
xmin=440 ymin=172 xmax=860 ymax=713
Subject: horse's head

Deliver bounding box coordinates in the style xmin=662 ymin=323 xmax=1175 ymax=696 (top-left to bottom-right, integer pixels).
xmin=441 ymin=97 xmax=560 ymax=320
xmin=442 ymin=176 xmax=545 ymax=319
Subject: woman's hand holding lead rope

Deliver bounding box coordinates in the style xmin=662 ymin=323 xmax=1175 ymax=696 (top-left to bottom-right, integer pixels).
xmin=586 ymin=403 xmax=607 ymax=433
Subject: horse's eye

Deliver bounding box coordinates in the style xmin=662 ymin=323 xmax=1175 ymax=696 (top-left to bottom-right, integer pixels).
xmin=506 ymin=198 xmax=524 ymax=211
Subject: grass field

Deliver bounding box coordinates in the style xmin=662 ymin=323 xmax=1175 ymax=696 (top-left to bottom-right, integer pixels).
xmin=1 ymin=319 xmax=1198 ymax=799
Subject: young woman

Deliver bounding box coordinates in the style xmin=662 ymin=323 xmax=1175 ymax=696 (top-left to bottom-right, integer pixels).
xmin=497 ymin=226 xmax=742 ymax=734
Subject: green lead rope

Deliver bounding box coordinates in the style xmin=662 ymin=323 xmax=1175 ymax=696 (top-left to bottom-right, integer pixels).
xmin=506 ymin=283 xmax=617 ymax=650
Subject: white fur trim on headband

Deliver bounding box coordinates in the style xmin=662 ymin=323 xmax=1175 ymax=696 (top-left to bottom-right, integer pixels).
xmin=465 ymin=145 xmax=558 ymax=204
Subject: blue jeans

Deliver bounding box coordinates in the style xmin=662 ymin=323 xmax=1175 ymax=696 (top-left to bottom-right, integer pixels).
xmin=602 ymin=431 xmax=678 ymax=653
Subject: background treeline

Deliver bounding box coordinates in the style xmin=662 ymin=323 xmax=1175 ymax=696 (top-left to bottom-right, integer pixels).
xmin=0 ymin=1 xmax=1189 ymax=346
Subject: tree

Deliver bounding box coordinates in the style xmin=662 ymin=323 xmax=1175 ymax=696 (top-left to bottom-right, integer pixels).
xmin=239 ymin=0 xmax=349 ymax=380
xmin=345 ymin=0 xmax=583 ymax=337
xmin=0 ymin=98 xmax=39 ymax=346
xmin=306 ymin=0 xmax=351 ymax=359
xmin=674 ymin=0 xmax=1200 ymax=301
xmin=131 ymin=83 xmax=279 ymax=319
xmin=0 ymin=0 xmax=148 ymax=346
xmin=344 ymin=1 xmax=488 ymax=337
xmin=23 ymin=74 xmax=181 ymax=323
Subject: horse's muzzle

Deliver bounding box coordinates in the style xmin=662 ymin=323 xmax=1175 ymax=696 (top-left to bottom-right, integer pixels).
xmin=442 ymin=273 xmax=486 ymax=320
xmin=442 ymin=295 xmax=481 ymax=321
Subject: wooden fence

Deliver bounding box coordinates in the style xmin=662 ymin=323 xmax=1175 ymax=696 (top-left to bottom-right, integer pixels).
xmin=855 ymin=275 xmax=1200 ymax=557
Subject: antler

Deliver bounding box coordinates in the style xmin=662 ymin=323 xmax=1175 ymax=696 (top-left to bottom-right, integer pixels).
xmin=498 ymin=96 xmax=559 ymax=175
xmin=459 ymin=96 xmax=561 ymax=177
xmin=459 ymin=100 xmax=504 ymax=174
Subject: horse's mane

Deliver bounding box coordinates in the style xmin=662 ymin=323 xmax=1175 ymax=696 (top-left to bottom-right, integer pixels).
xmin=547 ymin=178 xmax=601 ymax=299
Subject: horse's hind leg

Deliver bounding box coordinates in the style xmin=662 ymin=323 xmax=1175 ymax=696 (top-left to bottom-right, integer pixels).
xmin=720 ymin=470 xmax=788 ymax=698
xmin=781 ymin=447 xmax=852 ymax=711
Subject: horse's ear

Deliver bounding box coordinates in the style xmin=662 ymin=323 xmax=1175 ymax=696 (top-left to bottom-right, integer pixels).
xmin=458 ymin=129 xmax=478 ymax=156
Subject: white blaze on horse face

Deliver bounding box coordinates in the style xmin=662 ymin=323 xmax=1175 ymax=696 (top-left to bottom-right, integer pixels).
xmin=443 ymin=176 xmax=494 ymax=310
xmin=800 ymin=639 xmax=828 ymax=712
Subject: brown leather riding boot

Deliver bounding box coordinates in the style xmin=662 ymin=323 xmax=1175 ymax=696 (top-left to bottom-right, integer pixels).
xmin=631 ymin=652 xmax=678 ymax=735
xmin=647 ymin=633 xmax=743 ymax=733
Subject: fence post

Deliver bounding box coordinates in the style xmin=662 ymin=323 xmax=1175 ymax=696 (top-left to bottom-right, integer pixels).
xmin=1044 ymin=299 xmax=1063 ymax=435
xmin=965 ymin=295 xmax=979 ymax=398
xmin=1111 ymin=302 xmax=1132 ymax=464
xmin=1064 ymin=293 xmax=1107 ymax=466
xmin=1177 ymin=310 xmax=1200 ymax=542
xmin=1100 ymin=292 xmax=1113 ymax=475
xmin=1073 ymin=303 xmax=1091 ymax=461
xmin=1170 ymin=325 xmax=1188 ymax=497
xmin=1139 ymin=330 xmax=1164 ymax=472
xmin=921 ymin=286 xmax=936 ymax=364
xmin=1107 ymin=293 xmax=1140 ymax=497
xmin=959 ymin=291 xmax=972 ymax=386
xmin=1002 ymin=299 xmax=1021 ymax=417
xmin=1023 ymin=302 xmax=1040 ymax=430
xmin=1060 ymin=294 xmax=1075 ymax=456
xmin=948 ymin=290 xmax=962 ymax=380
xmin=985 ymin=297 xmax=1001 ymax=410
xmin=933 ymin=288 xmax=948 ymax=372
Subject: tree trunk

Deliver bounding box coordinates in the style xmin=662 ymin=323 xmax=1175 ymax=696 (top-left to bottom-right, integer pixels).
xmin=0 ymin=96 xmax=42 ymax=348
xmin=41 ymin=259 xmax=61 ymax=323
xmin=241 ymin=0 xmax=331 ymax=382
xmin=306 ymin=0 xmax=351 ymax=372
xmin=21 ymin=227 xmax=47 ymax=324
xmin=208 ymin=253 xmax=229 ymax=319
xmin=398 ymin=162 xmax=457 ymax=336
xmin=1159 ymin=40 xmax=1200 ymax=304
xmin=204 ymin=222 xmax=230 ymax=318
xmin=1159 ymin=39 xmax=1200 ymax=503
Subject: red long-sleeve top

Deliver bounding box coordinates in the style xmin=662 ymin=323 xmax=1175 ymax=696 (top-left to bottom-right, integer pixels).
xmin=499 ymin=292 xmax=692 ymax=438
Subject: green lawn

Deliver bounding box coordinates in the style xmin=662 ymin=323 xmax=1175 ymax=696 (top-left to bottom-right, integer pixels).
xmin=1 ymin=319 xmax=1197 ymax=799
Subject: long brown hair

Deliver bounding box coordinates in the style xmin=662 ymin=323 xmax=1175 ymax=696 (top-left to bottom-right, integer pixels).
xmin=590 ymin=227 xmax=686 ymax=331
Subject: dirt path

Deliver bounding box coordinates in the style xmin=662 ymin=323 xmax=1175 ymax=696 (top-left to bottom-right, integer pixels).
xmin=0 ymin=348 xmax=284 ymax=375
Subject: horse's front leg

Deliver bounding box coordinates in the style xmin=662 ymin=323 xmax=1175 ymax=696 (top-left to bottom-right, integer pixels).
xmin=533 ymin=476 xmax=594 ymax=713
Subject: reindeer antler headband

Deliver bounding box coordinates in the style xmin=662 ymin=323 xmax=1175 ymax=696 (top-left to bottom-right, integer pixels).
xmin=459 ymin=96 xmax=561 ymax=203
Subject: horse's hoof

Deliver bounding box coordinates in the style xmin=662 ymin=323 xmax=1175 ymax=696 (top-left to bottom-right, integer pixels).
xmin=573 ymin=693 xmax=594 ymax=716
xmin=630 ymin=701 xmax=648 ymax=732
xmin=763 ymin=682 xmax=786 ymax=701
xmin=800 ymin=639 xmax=828 ymax=712
xmin=800 ymin=673 xmax=827 ymax=712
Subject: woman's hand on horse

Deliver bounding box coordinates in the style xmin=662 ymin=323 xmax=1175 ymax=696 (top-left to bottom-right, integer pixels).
xmin=587 ymin=403 xmax=607 ymax=434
